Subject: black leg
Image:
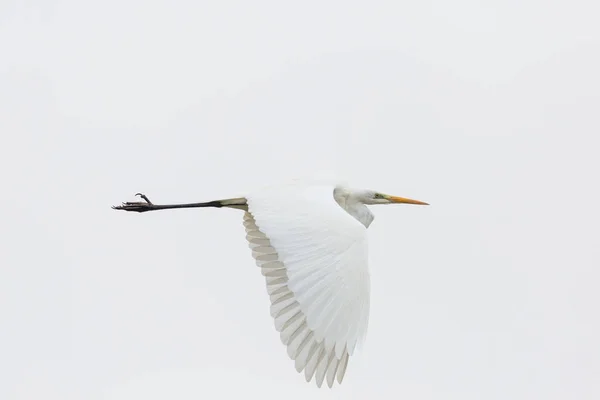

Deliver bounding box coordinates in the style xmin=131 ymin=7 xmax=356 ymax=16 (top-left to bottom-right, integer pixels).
xmin=112 ymin=193 xmax=240 ymax=213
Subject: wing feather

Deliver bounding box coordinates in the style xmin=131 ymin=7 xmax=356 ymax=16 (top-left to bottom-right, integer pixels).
xmin=243 ymin=183 xmax=370 ymax=387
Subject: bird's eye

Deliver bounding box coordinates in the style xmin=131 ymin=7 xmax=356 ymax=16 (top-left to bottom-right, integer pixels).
xmin=374 ymin=193 xmax=384 ymax=199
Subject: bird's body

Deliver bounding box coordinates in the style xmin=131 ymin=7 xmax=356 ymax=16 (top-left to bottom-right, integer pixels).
xmin=113 ymin=180 xmax=428 ymax=387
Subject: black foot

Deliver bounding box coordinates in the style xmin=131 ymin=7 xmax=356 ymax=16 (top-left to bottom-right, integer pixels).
xmin=112 ymin=193 xmax=155 ymax=212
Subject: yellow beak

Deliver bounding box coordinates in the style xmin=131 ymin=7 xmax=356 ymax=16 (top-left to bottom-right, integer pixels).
xmin=385 ymin=195 xmax=429 ymax=205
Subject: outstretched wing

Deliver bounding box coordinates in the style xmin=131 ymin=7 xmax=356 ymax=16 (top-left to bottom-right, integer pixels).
xmin=244 ymin=183 xmax=370 ymax=387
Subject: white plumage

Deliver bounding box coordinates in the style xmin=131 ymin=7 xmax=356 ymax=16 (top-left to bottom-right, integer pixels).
xmin=244 ymin=183 xmax=370 ymax=387
xmin=113 ymin=179 xmax=428 ymax=388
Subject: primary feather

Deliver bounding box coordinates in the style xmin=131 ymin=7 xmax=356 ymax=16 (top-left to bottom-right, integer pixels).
xmin=244 ymin=182 xmax=371 ymax=387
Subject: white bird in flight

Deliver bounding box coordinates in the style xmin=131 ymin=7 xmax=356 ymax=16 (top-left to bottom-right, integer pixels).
xmin=113 ymin=179 xmax=428 ymax=388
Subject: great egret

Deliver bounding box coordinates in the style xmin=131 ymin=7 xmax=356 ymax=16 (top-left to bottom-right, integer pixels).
xmin=112 ymin=180 xmax=428 ymax=388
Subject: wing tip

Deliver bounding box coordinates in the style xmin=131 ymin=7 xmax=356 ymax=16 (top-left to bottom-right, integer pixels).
xmin=296 ymin=344 xmax=351 ymax=388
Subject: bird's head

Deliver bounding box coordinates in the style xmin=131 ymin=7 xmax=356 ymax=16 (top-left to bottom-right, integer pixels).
xmin=354 ymin=189 xmax=429 ymax=206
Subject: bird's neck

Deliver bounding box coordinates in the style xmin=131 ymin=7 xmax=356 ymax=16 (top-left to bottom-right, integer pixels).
xmin=334 ymin=189 xmax=374 ymax=228
xmin=346 ymin=198 xmax=374 ymax=228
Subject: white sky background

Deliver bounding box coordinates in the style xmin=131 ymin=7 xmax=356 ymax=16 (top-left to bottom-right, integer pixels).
xmin=1 ymin=1 xmax=599 ymax=399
